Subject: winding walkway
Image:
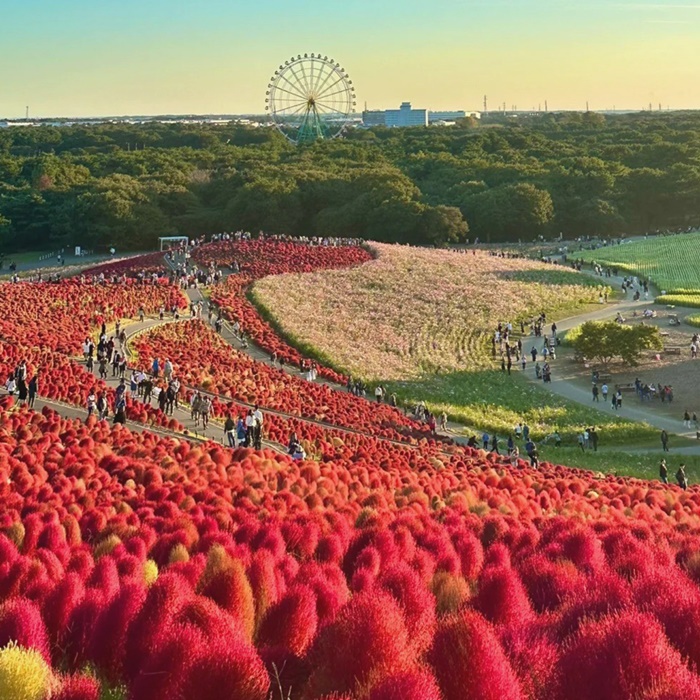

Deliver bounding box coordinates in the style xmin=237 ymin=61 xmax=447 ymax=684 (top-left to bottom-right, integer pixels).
xmin=35 ymin=251 xmax=698 ymax=459
xmin=177 ymin=254 xmax=696 ymax=452
xmin=518 ymin=270 xmax=700 ymax=451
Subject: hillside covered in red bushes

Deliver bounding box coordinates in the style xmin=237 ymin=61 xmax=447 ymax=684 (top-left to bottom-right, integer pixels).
xmin=1 ymin=240 xmax=700 ymax=699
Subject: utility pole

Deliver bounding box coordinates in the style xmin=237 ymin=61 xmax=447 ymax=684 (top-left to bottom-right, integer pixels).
xmin=586 ymin=101 xmax=589 ymax=112
xmin=545 ymin=99 xmax=548 ymax=112
xmin=483 ymin=95 xmax=488 ymax=114
xmin=25 ymin=106 xmax=29 ymax=120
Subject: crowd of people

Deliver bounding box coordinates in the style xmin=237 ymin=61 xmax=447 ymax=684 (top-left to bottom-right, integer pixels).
xmin=84 ymin=318 xmax=272 ymax=448
xmin=466 ymin=421 xmax=542 ymax=469
xmin=4 ymin=361 xmax=38 ymax=408
xmin=576 ymin=426 xmax=600 ymax=452
xmin=409 ymin=401 xmax=448 ymax=435
xmin=487 ymin=314 xmax=562 ymax=386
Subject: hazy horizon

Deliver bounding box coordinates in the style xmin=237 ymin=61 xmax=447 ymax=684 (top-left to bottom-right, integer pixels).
xmin=2 ymin=0 xmax=699 ymax=119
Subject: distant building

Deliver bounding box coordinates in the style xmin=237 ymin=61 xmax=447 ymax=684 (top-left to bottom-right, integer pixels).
xmin=362 ymin=110 xmax=387 ymax=127
xmin=385 ymin=102 xmax=428 ymax=127
xmin=429 ymin=110 xmax=466 ymax=123
xmin=427 ymin=110 xmax=481 ymax=124
xmin=362 ymin=105 xmax=483 ymax=128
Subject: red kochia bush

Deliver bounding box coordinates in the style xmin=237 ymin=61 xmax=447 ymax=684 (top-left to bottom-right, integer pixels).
xmin=303 ymin=590 xmax=415 ymax=698
xmin=90 ymin=580 xmax=147 ymax=683
xmin=256 ymin=584 xmax=319 ymax=656
xmin=368 ymin=669 xmax=443 ymax=700
xmin=554 ymin=610 xmax=700 ymax=700
xmin=176 ymin=635 xmax=270 ymax=700
xmin=0 ymin=597 xmax=51 ymax=662
xmin=428 ymin=609 xmax=524 ymax=700
xmin=53 ymin=674 xmax=101 ymax=700
xmin=473 ymin=565 xmax=535 ymax=627
xmin=131 ymin=622 xmax=269 ymax=700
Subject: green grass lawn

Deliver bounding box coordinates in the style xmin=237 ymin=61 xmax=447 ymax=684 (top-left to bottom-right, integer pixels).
xmin=537 ymin=444 xmax=700 ymax=482
xmin=385 ymin=369 xmax=657 ymax=445
xmin=579 ymin=233 xmax=700 ymax=296
xmin=1 ymin=251 xmax=54 ymax=266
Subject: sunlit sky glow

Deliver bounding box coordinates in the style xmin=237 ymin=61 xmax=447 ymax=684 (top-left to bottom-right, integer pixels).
xmin=1 ymin=0 xmax=698 ymax=117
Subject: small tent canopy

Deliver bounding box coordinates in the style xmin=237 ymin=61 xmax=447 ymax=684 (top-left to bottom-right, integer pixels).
xmin=158 ymin=236 xmax=189 ymax=251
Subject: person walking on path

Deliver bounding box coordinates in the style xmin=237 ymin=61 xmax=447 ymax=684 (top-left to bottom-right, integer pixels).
xmin=592 ymin=385 xmax=599 ymax=402
xmin=509 ymin=446 xmax=519 ymax=468
xmin=86 ymin=391 xmax=96 ymax=418
xmin=590 ymin=427 xmax=599 ymax=452
xmin=237 ymin=415 xmax=247 ymax=447
xmin=224 ymin=414 xmax=236 ymax=447
xmin=190 ymin=391 xmax=202 ymax=426
xmin=27 ymin=374 xmax=38 ymax=408
xmin=525 ymin=439 xmax=539 ymax=469
xmin=661 ymin=430 xmax=670 ymax=452
xmin=659 ymin=459 xmax=668 ymax=484
xmin=97 ymin=393 xmax=108 ymax=421
xmin=684 ymin=410 xmax=691 ymax=428
xmin=253 ymin=405 xmax=264 ymax=450
xmin=676 ymin=463 xmax=688 ymax=490
xmin=601 ymin=383 xmax=609 ymax=403
xmin=200 ymin=396 xmax=211 ymax=430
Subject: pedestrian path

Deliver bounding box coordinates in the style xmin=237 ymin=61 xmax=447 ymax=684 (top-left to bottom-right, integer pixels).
xmin=518 ymin=269 xmax=700 ymax=447
xmin=169 ymin=251 xmax=700 ymax=454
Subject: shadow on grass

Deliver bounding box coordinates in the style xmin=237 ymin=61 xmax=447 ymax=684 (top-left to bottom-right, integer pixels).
xmin=384 ymin=368 xmax=656 ymax=445
xmin=497 ymin=269 xmax=608 ymax=287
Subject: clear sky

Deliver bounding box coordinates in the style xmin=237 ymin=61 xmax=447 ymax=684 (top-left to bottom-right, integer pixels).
xmin=0 ymin=0 xmax=698 ymax=117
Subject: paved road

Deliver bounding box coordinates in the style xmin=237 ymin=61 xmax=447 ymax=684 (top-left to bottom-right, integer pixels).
xmin=518 ymin=268 xmax=700 ymax=446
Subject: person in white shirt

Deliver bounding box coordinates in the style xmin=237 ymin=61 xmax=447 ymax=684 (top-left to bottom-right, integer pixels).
xmin=245 ymin=409 xmax=255 ymax=447
xmin=375 ymin=385 xmax=384 ymax=404
xmin=5 ymin=376 xmax=16 ymax=396
xmin=86 ymin=392 xmax=96 ymax=417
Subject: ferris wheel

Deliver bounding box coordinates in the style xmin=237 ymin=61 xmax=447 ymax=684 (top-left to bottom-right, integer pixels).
xmin=266 ymin=54 xmax=357 ymax=145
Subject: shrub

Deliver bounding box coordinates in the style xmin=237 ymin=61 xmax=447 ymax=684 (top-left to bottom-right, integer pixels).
xmin=554 ymin=610 xmax=700 ymax=700
xmin=304 ymin=590 xmax=414 ymax=698
xmin=368 ymin=668 xmax=442 ymax=700
xmin=0 ymin=599 xmax=51 ymax=663
xmin=428 ymin=610 xmax=524 ymax=700
xmin=0 ymin=642 xmax=52 ymax=700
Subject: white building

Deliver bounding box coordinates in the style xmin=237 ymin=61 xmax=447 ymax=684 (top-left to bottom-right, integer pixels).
xmin=384 ymin=102 xmax=428 ymax=127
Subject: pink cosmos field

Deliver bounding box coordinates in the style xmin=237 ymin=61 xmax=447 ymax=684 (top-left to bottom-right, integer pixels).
xmin=252 ymin=243 xmax=603 ymax=380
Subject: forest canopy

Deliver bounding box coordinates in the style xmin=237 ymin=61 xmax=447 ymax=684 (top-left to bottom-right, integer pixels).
xmin=1 ymin=111 xmax=700 ymax=251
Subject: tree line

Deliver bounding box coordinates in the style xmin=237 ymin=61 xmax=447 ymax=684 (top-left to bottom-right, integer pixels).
xmin=1 ymin=110 xmax=700 ymax=252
